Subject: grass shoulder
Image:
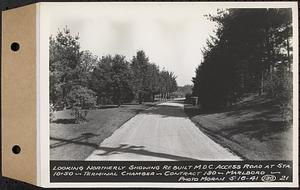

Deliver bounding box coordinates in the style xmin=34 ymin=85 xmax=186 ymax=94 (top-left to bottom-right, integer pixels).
xmin=50 ymin=102 xmax=160 ymax=160
xmin=184 ymin=94 xmax=293 ymax=160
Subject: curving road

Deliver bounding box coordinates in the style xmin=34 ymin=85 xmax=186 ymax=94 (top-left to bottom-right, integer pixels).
xmin=86 ymin=99 xmax=241 ymax=161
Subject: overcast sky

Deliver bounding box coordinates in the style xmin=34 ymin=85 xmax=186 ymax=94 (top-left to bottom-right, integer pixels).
xmin=47 ymin=3 xmax=218 ymax=86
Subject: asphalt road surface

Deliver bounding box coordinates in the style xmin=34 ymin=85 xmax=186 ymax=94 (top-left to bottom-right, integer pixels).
xmin=86 ymin=99 xmax=241 ymax=161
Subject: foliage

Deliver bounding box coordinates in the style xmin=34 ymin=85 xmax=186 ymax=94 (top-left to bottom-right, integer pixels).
xmin=185 ymin=93 xmax=193 ymax=104
xmin=110 ymin=55 xmax=134 ymax=106
xmin=177 ymin=85 xmax=193 ymax=97
xmin=50 ymin=27 xmax=178 ymax=123
xmin=131 ymin=50 xmax=178 ymax=102
xmin=67 ymin=85 xmax=97 ymax=109
xmin=50 ymin=26 xmax=83 ymax=109
xmin=265 ymin=68 xmax=292 ymax=122
xmin=70 ymin=107 xmax=89 ymax=124
xmin=192 ymin=9 xmax=293 ymax=110
xmin=49 ymin=104 xmax=55 ymax=122
xmin=159 ymin=70 xmax=178 ymax=100
xmin=90 ymin=55 xmax=134 ymax=105
xmin=67 ymin=86 xmax=96 ymax=123
xmin=79 ymin=50 xmax=99 ymax=86
xmin=90 ymin=50 xmax=178 ymax=105
xmin=50 ymin=27 xmax=97 ymax=122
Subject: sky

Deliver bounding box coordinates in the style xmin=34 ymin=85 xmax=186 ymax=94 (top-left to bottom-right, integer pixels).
xmin=47 ymin=3 xmax=218 ymax=86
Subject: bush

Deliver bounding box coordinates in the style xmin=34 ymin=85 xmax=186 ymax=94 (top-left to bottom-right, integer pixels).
xmin=50 ymin=104 xmax=55 ymax=122
xmin=185 ymin=93 xmax=192 ymax=100
xmin=265 ymin=70 xmax=292 ymax=99
xmin=67 ymin=85 xmax=97 ymax=108
xmin=185 ymin=93 xmax=193 ymax=104
xmin=67 ymin=85 xmax=97 ymax=123
xmin=70 ymin=107 xmax=89 ymax=124
xmin=265 ymin=69 xmax=292 ymax=123
xmin=97 ymin=96 xmax=113 ymax=105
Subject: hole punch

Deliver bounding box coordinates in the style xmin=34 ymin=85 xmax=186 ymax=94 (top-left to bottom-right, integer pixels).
xmin=12 ymin=145 xmax=21 ymax=154
xmin=10 ymin=42 xmax=20 ymax=52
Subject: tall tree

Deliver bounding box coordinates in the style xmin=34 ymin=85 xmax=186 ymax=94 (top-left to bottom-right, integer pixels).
xmin=131 ymin=50 xmax=151 ymax=103
xmin=90 ymin=55 xmax=114 ymax=105
xmin=90 ymin=55 xmax=134 ymax=106
xmin=193 ymin=8 xmax=292 ymax=109
xmin=146 ymin=63 xmax=161 ymax=101
xmin=111 ymin=55 xmax=134 ymax=106
xmin=50 ymin=27 xmax=82 ymax=108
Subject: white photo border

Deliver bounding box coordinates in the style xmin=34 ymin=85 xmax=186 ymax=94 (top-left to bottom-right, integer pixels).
xmin=38 ymin=2 xmax=298 ymax=188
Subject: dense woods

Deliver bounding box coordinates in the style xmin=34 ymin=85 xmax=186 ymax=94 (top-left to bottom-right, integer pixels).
xmin=50 ymin=27 xmax=178 ymax=114
xmin=192 ymin=9 xmax=293 ymax=112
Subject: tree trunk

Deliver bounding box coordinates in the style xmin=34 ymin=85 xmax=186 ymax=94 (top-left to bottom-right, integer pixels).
xmin=287 ymin=35 xmax=290 ymax=70
xmin=138 ymin=92 xmax=142 ymax=104
xmin=259 ymin=71 xmax=264 ymax=96
xmin=269 ymin=64 xmax=273 ymax=81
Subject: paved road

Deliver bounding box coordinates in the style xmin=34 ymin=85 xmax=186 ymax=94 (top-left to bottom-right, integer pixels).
xmin=86 ymin=99 xmax=241 ymax=161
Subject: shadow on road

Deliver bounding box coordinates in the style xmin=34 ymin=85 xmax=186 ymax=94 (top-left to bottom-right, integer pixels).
xmin=95 ymin=143 xmax=199 ymax=161
xmin=141 ymin=99 xmax=187 ymax=118
xmin=50 ymin=135 xmax=198 ymax=161
xmin=142 ymin=105 xmax=187 ymax=118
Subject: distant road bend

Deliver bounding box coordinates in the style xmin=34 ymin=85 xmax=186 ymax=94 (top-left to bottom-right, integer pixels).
xmin=86 ymin=98 xmax=241 ymax=161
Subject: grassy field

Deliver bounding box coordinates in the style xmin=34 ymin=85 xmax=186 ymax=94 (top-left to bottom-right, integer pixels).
xmin=50 ymin=103 xmax=156 ymax=160
xmin=184 ymin=94 xmax=293 ymax=160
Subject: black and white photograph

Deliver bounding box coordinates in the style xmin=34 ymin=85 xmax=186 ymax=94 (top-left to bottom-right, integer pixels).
xmin=43 ymin=2 xmax=298 ymax=187
xmin=48 ymin=3 xmax=295 ymax=161
xmin=49 ymin=3 xmax=295 ymax=162
xmin=1 ymin=1 xmax=298 ymax=188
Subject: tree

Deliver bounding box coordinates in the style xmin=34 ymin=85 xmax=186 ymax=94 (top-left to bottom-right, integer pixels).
xmin=159 ymin=70 xmax=178 ymax=99
xmin=192 ymin=8 xmax=292 ymax=110
xmin=130 ymin=50 xmax=178 ymax=103
xmin=90 ymin=55 xmax=134 ymax=106
xmin=90 ymin=55 xmax=114 ymax=105
xmin=50 ymin=27 xmax=97 ymax=122
xmin=131 ymin=50 xmax=150 ymax=103
xmin=50 ymin=28 xmax=178 ymax=109
xmin=67 ymin=86 xmax=97 ymax=123
xmin=79 ymin=50 xmax=99 ymax=86
xmin=145 ymin=63 xmax=161 ymax=101
xmin=177 ymin=85 xmax=193 ymax=97
xmin=50 ymin=26 xmax=82 ymax=109
xmin=66 ymin=86 xmax=96 ymax=109
xmin=111 ymin=55 xmax=134 ymax=106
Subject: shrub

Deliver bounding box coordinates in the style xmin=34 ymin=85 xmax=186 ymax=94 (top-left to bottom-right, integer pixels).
xmin=67 ymin=85 xmax=97 ymax=123
xmin=185 ymin=93 xmax=192 ymax=100
xmin=50 ymin=104 xmax=55 ymax=122
xmin=70 ymin=107 xmax=89 ymax=124
xmin=265 ymin=69 xmax=292 ymax=123
xmin=185 ymin=93 xmax=193 ymax=104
